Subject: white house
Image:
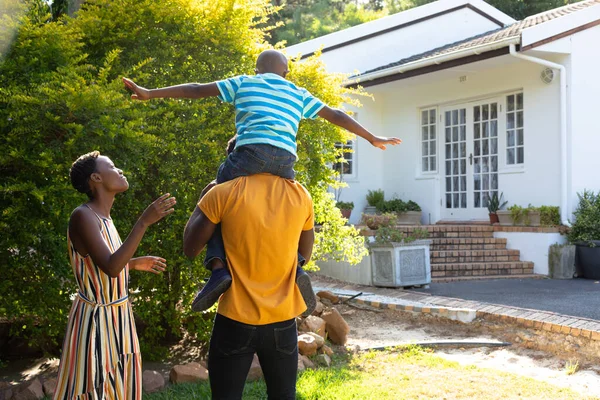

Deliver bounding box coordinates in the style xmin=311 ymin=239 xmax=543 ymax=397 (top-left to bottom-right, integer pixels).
xmin=288 ymin=0 xmax=600 ymax=279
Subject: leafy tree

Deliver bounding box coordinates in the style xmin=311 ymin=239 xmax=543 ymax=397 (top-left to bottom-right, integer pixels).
xmin=1 ymin=0 xmax=367 ymax=357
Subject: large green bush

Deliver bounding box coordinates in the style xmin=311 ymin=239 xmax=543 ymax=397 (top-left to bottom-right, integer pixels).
xmin=567 ymin=190 xmax=600 ymax=244
xmin=0 ymin=0 xmax=367 ymax=358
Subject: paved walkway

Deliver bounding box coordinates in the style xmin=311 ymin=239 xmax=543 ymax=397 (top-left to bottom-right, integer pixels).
xmin=312 ymin=275 xmax=600 ymax=341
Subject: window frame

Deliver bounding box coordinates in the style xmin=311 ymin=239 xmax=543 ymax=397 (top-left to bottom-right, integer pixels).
xmin=419 ymin=107 xmax=438 ymax=175
xmin=503 ymin=91 xmax=525 ymax=169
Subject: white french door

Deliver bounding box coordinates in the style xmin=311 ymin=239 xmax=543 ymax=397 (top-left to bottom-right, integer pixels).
xmin=441 ymin=99 xmax=501 ymax=220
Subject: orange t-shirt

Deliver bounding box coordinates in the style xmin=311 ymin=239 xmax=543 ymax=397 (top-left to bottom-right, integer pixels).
xmin=199 ymin=174 xmax=314 ymax=325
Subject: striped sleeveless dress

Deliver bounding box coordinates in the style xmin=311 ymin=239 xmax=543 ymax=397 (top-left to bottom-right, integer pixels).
xmin=54 ymin=208 xmax=142 ymax=400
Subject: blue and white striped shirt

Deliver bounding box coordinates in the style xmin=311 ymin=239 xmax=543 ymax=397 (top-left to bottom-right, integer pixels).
xmin=216 ymin=73 xmax=325 ymax=158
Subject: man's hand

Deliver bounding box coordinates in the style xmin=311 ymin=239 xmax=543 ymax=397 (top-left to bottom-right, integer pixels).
xmin=369 ymin=136 xmax=402 ymax=150
xmin=123 ymin=77 xmax=151 ymax=101
xmin=130 ymin=256 xmax=167 ymax=274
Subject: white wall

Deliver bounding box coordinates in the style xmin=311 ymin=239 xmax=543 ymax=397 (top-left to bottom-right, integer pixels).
xmin=567 ymin=25 xmax=600 ymax=219
xmin=287 ymin=7 xmax=503 ymax=75
xmin=338 ymin=56 xmax=564 ymax=224
xmin=494 ymin=231 xmax=567 ymax=275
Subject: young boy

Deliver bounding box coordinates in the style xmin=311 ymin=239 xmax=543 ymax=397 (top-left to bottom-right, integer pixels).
xmin=123 ymin=49 xmax=402 ymax=314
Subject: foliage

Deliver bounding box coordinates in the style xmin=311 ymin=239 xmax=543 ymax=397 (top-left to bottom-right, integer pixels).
xmin=0 ymin=0 xmax=367 ymax=356
xmin=374 ymin=226 xmax=429 ymax=244
xmin=365 ymin=189 xmax=385 ymax=207
xmin=377 ymin=197 xmax=421 ymax=213
xmin=539 ymin=206 xmax=560 ymax=227
xmin=485 ymin=192 xmax=507 ymax=214
xmin=361 ymin=212 xmax=397 ymax=230
xmin=266 ymin=1 xmax=386 ymax=46
xmin=507 ymin=204 xmax=535 ymax=225
xmin=567 ymin=190 xmax=600 ymax=244
xmin=335 ymin=201 xmax=354 ymax=210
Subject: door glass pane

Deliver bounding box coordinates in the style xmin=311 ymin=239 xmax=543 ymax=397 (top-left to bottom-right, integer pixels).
xmin=490 ymin=121 xmax=497 ymax=138
xmin=422 ymin=158 xmax=428 ymax=172
xmin=460 ymin=109 xmax=466 ymax=124
xmin=445 ymin=111 xmax=451 ymax=126
xmin=430 ymin=157 xmax=436 ymax=171
xmin=452 ymin=110 xmax=458 ymax=125
xmin=422 ymin=111 xmax=428 ymax=125
xmin=507 ymin=113 xmax=515 ymax=130
xmin=452 ymin=144 xmax=458 ymax=158
xmin=460 ymin=126 xmax=466 ymax=141
xmin=429 ymin=109 xmax=436 ymax=124
xmin=482 ymin=157 xmax=489 ymax=173
xmin=507 ymin=95 xmax=515 ymax=112
xmin=453 ymin=193 xmax=459 ymax=208
xmin=446 ymin=177 xmax=451 ymax=190
xmin=446 ymin=194 xmax=452 ymax=208
xmin=460 ymin=142 xmax=466 ymax=157
xmin=483 ymin=122 xmax=489 ymax=138
xmin=507 ymin=131 xmax=515 ymax=147
xmin=492 ymin=173 xmax=498 ymax=190
xmin=461 ymin=160 xmax=466 ymax=174
xmin=474 ymin=124 xmax=480 ymax=139
xmin=482 ymin=104 xmax=489 ymax=120
xmin=422 ymin=143 xmax=428 ymax=156
xmin=474 ymin=140 xmax=480 ymax=156
xmin=453 ymin=127 xmax=458 ymax=141
xmin=482 ymin=140 xmax=489 ymax=156
xmin=517 ymin=111 xmax=523 ymax=128
xmin=483 ymin=175 xmax=489 ymax=190
xmin=460 ymin=176 xmax=466 ymax=191
xmin=491 ymin=138 xmax=498 ymax=154
xmin=446 ymin=128 xmax=451 ymax=142
xmin=461 ymin=194 xmax=467 ymax=208
xmin=422 ymin=127 xmax=428 ymax=141
xmin=446 ymin=144 xmax=451 ymax=158
xmin=517 ymin=93 xmax=523 ymax=109
xmin=491 ymin=156 xmax=498 ymax=172
xmin=453 ymin=161 xmax=458 ymax=175
xmin=474 ymin=175 xmax=481 ymax=190
xmin=474 ymin=192 xmax=480 ymax=207
xmin=474 ymin=158 xmax=480 ymax=173
xmin=491 ymin=103 xmax=497 ymax=119
xmin=474 ymin=106 xmax=480 ymax=122
xmin=430 ymin=125 xmax=436 ymax=139
xmin=517 ymin=129 xmax=524 ymax=146
xmin=453 ymin=177 xmax=459 ymax=191
xmin=430 ymin=141 xmax=436 ymax=155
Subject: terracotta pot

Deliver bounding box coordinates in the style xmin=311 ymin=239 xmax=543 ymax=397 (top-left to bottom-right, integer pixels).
xmin=340 ymin=209 xmax=352 ymax=219
xmin=489 ymin=213 xmax=499 ymax=224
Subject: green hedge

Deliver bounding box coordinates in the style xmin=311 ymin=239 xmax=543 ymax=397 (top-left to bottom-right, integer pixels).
xmin=0 ymin=0 xmax=367 ymax=358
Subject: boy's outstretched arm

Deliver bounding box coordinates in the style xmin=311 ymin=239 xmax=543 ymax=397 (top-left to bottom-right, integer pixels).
xmin=123 ymin=77 xmax=220 ymax=100
xmin=317 ymin=105 xmax=402 ymax=150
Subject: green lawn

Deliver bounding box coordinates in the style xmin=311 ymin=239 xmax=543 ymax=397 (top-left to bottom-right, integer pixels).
xmin=144 ymin=346 xmax=597 ymax=399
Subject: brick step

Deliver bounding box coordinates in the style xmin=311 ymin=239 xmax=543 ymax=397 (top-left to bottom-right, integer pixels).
xmin=432 ymin=273 xmax=543 ymax=283
xmin=430 ymin=237 xmax=508 ymax=251
xmin=431 ymin=261 xmax=534 ymax=278
xmin=387 ymin=225 xmax=495 ymax=239
xmin=430 ymin=249 xmax=521 ymax=264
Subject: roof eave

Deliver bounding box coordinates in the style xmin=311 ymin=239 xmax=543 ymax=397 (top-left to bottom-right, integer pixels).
xmin=346 ymin=36 xmax=522 ymax=87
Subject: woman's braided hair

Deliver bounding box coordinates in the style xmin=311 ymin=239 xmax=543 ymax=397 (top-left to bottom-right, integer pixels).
xmin=70 ymin=151 xmax=100 ymax=199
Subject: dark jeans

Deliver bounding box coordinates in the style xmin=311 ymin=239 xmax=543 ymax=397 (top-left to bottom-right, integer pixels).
xmin=208 ymin=313 xmax=298 ymax=400
xmin=204 ymin=144 xmax=302 ymax=267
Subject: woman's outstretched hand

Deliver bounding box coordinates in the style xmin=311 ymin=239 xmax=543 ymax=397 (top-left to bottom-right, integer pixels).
xmin=130 ymin=256 xmax=167 ymax=274
xmin=140 ymin=193 xmax=176 ymax=227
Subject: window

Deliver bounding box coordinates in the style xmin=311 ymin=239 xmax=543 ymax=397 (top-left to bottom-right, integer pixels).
xmin=506 ymin=93 xmax=524 ymax=165
xmin=333 ymin=140 xmax=355 ymax=176
xmin=421 ymin=108 xmax=437 ymax=172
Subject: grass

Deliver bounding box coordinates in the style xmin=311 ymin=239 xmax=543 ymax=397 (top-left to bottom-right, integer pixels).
xmin=565 ymin=359 xmax=580 ymax=375
xmin=144 ymin=346 xmax=598 ymax=400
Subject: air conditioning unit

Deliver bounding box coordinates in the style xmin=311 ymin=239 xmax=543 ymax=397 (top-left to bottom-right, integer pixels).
xmin=370 ymin=240 xmax=432 ymax=288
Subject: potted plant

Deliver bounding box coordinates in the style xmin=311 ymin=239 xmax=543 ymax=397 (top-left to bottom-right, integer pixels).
xmin=369 ymin=226 xmax=432 ymax=287
xmin=485 ymin=192 xmax=507 ymax=224
xmin=361 ymin=212 xmax=397 ymax=230
xmin=568 ymin=190 xmax=600 ymax=279
xmin=540 ymin=206 xmax=560 ymax=226
xmin=499 ymin=204 xmax=541 ymax=226
xmin=335 ymin=201 xmax=354 ymax=219
xmin=365 ymin=189 xmax=384 ymax=215
xmin=377 ymin=198 xmax=422 ymax=225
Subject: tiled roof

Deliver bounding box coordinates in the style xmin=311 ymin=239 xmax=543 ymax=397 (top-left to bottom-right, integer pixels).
xmin=360 ymin=0 xmax=600 ymax=76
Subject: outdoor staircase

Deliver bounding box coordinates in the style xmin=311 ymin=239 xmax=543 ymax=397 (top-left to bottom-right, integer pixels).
xmin=392 ymin=225 xmax=535 ymax=282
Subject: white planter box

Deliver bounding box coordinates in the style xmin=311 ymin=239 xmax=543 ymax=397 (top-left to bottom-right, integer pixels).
xmin=370 ymin=240 xmax=432 ymax=287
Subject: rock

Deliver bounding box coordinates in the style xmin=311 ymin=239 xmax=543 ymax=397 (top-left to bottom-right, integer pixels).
xmin=312 ymin=302 xmax=325 ymax=316
xmin=320 ymin=344 xmax=334 ymax=356
xmin=143 ymin=370 xmax=165 ymax=393
xmin=0 ymin=382 xmax=13 ymax=400
xmin=321 ymin=308 xmax=350 ymax=345
xmin=42 ymin=377 xmax=57 ymax=398
xmin=299 ymin=316 xmax=327 ymax=337
xmin=315 ymin=354 xmax=331 ymax=368
xmin=316 ymin=291 xmax=339 ymax=304
xmin=303 ymin=332 xmax=325 ymax=349
xmin=297 ymin=357 xmax=305 ymax=372
xmin=300 ymin=355 xmax=316 ymax=369
xmin=247 ymin=354 xmax=263 ymax=381
xmin=169 ymin=362 xmax=209 ymax=384
xmin=298 ymin=334 xmax=318 ymax=356
xmin=12 ymin=378 xmax=44 ymax=400
xmin=320 ymin=298 xmax=333 ymax=307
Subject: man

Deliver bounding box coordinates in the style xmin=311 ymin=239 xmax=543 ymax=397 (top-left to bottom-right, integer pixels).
xmin=183 ymin=174 xmax=314 ymax=399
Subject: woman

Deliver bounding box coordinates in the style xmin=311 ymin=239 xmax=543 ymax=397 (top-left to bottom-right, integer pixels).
xmin=54 ymin=151 xmax=176 ymax=400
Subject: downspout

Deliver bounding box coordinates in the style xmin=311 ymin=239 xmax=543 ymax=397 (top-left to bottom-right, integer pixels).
xmin=508 ymin=44 xmax=569 ymax=226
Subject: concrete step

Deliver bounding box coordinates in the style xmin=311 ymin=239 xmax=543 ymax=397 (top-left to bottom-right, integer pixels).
xmin=430 ymin=249 xmax=521 ymax=264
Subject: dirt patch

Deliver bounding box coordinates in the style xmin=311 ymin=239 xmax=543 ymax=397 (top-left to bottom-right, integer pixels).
xmin=338 ymin=303 xmax=600 ymax=398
